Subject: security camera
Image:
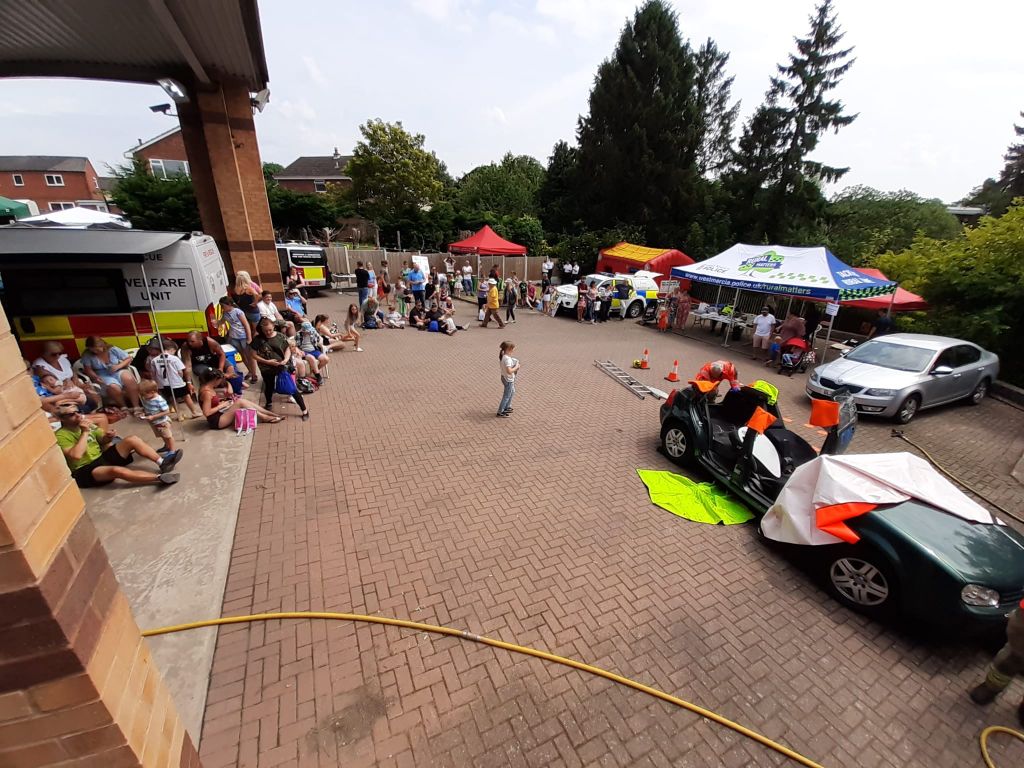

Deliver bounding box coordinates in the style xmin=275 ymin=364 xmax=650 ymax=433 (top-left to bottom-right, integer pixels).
xmin=251 ymin=88 xmax=270 ymax=113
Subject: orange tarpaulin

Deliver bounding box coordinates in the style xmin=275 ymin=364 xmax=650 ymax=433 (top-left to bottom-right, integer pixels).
xmin=815 ymin=501 xmax=877 ymax=544
xmin=746 ymin=406 xmax=777 ymax=434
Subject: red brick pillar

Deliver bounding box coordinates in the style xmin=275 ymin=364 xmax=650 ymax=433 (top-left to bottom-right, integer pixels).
xmin=0 ymin=304 xmax=201 ymax=767
xmin=178 ymin=79 xmax=282 ymax=294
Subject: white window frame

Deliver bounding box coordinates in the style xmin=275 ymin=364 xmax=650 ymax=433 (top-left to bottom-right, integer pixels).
xmin=44 ymin=174 xmax=65 ymax=187
xmin=12 ymin=173 xmax=24 ymax=186
xmin=313 ymin=179 xmax=327 ymax=193
xmin=49 ymin=202 xmax=75 ymax=211
xmin=150 ymin=158 xmax=190 ymax=180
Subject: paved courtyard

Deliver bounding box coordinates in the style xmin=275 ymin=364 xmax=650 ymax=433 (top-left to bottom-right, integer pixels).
xmin=194 ymin=293 xmax=1024 ymax=768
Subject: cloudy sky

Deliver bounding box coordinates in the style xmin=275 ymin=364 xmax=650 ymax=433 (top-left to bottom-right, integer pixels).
xmin=1 ymin=0 xmax=1021 ymax=203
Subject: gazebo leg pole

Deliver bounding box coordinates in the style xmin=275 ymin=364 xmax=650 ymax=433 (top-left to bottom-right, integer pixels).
xmin=821 ymin=307 xmax=837 ymax=364
xmin=886 ymin=285 xmax=897 ymax=317
xmin=723 ymin=288 xmax=740 ymax=348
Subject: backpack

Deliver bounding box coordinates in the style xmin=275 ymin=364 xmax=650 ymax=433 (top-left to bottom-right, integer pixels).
xmin=296 ymin=377 xmax=317 ymax=395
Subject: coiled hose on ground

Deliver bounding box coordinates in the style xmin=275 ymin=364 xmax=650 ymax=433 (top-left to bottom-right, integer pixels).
xmin=143 ymin=612 xmax=1024 ymax=767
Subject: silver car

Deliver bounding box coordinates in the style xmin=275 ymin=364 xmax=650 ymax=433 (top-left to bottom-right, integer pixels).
xmin=806 ymin=333 xmax=999 ymax=424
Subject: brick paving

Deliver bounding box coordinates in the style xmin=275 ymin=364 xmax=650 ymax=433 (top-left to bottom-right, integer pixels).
xmin=197 ymin=295 xmax=1024 ymax=768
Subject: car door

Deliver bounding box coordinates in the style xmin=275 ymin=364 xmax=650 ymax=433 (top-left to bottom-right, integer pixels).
xmin=921 ymin=347 xmax=960 ymax=406
xmin=950 ymin=344 xmax=983 ymax=398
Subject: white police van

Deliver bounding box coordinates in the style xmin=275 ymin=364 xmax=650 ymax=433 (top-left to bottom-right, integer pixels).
xmin=553 ymin=271 xmax=661 ymax=318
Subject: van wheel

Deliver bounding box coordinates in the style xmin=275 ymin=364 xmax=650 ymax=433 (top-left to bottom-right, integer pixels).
xmin=626 ymin=301 xmax=643 ymax=318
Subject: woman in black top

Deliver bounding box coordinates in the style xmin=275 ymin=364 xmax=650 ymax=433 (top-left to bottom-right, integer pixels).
xmin=249 ymin=319 xmax=309 ymax=420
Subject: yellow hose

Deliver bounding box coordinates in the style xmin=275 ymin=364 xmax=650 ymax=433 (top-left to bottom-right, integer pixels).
xmin=980 ymin=725 xmax=1024 ymax=768
xmin=143 ymin=611 xmax=826 ymax=768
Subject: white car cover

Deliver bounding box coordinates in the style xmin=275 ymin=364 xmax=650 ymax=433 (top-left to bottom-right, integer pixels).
xmin=761 ymin=452 xmax=1000 ymax=546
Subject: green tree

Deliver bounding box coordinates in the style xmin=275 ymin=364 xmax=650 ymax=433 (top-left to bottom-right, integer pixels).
xmin=694 ymin=38 xmax=739 ymax=176
xmin=963 ymin=112 xmax=1024 ymax=216
xmin=262 ymin=162 xmax=284 ymax=187
xmin=572 ymin=0 xmax=710 ymax=245
xmin=110 ymin=160 xmax=201 ymax=232
xmin=266 ymin=185 xmax=335 ymax=236
xmin=824 ymin=186 xmax=961 ymax=265
xmin=348 ymin=119 xmax=444 ymax=224
xmin=961 ymin=178 xmax=1011 ymax=218
xmin=537 ymin=141 xmax=581 ymax=236
xmin=457 ymin=153 xmax=545 ymax=219
xmin=729 ymin=0 xmax=856 ymax=243
xmin=494 ymin=214 xmax=546 ymax=255
xmin=873 ymin=203 xmax=1024 ymax=385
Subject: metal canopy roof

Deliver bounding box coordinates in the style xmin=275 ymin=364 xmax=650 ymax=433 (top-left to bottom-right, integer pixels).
xmin=0 ymin=0 xmax=269 ymax=91
xmin=0 ymin=227 xmax=187 ymax=264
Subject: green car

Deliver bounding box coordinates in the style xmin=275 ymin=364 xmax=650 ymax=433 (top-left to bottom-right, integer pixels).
xmin=660 ymin=382 xmax=1024 ymax=631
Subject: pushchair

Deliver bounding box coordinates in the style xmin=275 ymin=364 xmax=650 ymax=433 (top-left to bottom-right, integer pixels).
xmin=777 ymin=337 xmax=811 ymax=376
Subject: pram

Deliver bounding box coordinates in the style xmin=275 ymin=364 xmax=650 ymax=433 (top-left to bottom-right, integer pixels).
xmin=777 ymin=337 xmax=811 ymax=376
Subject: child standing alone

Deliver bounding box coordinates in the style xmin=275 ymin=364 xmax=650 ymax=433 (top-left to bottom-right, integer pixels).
xmin=139 ymin=380 xmax=176 ymax=453
xmin=497 ymin=341 xmax=519 ymax=418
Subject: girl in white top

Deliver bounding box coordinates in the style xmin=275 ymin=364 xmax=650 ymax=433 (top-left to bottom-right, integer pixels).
xmin=497 ymin=340 xmax=520 ymax=417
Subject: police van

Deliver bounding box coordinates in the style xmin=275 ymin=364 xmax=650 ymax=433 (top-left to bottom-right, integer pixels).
xmin=554 ymin=271 xmax=661 ymax=318
xmin=277 ymin=242 xmax=330 ymax=291
xmin=0 ymin=227 xmax=228 ymax=361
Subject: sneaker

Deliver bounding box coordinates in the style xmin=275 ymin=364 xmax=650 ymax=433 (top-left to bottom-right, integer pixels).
xmin=157 ymin=446 xmax=171 ymax=454
xmin=504 ymin=408 xmax=514 ymax=413
xmin=158 ymin=472 xmax=180 ymax=485
xmin=159 ymin=449 xmax=183 ymax=473
xmin=969 ymin=682 xmax=1000 ymax=705
xmin=356 ymin=347 xmax=364 ymax=352
xmin=496 ymin=411 xmax=511 ymax=418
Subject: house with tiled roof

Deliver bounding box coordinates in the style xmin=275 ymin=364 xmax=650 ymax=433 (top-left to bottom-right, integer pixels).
xmin=0 ymin=155 xmax=109 ymax=213
xmin=274 ymin=149 xmax=352 ymax=194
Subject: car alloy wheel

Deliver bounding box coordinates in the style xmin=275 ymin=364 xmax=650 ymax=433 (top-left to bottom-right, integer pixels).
xmin=970 ymin=379 xmax=988 ymax=404
xmin=829 ymin=557 xmax=890 ymax=607
xmin=895 ymin=394 xmax=920 ymax=424
xmin=626 ymin=301 xmax=643 ymax=318
xmin=664 ymin=427 xmax=688 ymax=459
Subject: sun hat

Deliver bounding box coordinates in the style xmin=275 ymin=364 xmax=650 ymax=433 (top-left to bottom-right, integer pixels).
xmin=488 ymin=278 xmax=497 ymax=285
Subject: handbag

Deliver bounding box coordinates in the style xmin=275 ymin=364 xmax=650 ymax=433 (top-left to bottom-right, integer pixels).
xmin=478 ymin=309 xmax=486 ymax=321
xmin=234 ymin=408 xmax=257 ymax=435
xmin=275 ymin=369 xmax=297 ymax=395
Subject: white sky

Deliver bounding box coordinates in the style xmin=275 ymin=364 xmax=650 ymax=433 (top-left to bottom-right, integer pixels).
xmin=1 ymin=0 xmax=1021 ymax=203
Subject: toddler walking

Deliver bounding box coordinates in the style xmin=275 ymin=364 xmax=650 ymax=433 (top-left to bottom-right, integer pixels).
xmin=139 ymin=380 xmax=176 ymax=453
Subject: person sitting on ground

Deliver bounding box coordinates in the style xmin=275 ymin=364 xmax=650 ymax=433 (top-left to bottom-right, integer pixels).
xmin=296 ymin=319 xmax=327 ymax=384
xmin=55 ymin=402 xmax=182 ymax=487
xmin=138 ymin=380 xmax=176 ymax=454
xmin=314 ymin=314 xmax=348 ymax=351
xmin=408 ymin=300 xmax=428 ymax=329
xmin=250 ymin=318 xmax=310 ymax=419
xmin=383 ymin=305 xmax=405 ymax=328
xmin=80 ymin=336 xmax=142 ymax=413
xmin=181 ymin=331 xmax=243 ymax=395
xmin=361 ymin=296 xmax=383 ymax=328
xmin=695 ymin=360 xmax=741 ymax=392
xmin=440 ymin=307 xmax=469 ymax=336
xmin=146 ymin=339 xmax=202 ymax=418
xmin=340 ymin=304 xmax=364 ymax=351
xmin=197 ymin=369 xmax=281 ymax=429
xmin=287 ymin=336 xmax=309 ymax=380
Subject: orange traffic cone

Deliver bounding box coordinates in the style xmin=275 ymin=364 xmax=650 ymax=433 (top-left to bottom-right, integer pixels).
xmin=665 ymin=359 xmax=680 ymax=382
xmin=640 ymin=348 xmax=650 ymax=369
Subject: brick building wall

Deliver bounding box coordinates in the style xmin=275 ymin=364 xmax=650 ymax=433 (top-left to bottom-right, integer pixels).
xmin=0 ymin=162 xmax=106 ymax=213
xmin=132 ymin=131 xmax=188 ymax=165
xmin=0 ymin=304 xmax=201 ymax=767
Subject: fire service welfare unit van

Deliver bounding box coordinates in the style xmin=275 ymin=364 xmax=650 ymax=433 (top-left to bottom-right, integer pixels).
xmin=0 ymin=227 xmax=228 ymax=361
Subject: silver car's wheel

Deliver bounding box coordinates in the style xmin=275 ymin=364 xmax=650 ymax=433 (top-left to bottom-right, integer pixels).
xmin=829 ymin=557 xmax=890 ymax=607
xmin=969 ymin=379 xmax=988 ymax=405
xmin=894 ymin=394 xmax=920 ymax=424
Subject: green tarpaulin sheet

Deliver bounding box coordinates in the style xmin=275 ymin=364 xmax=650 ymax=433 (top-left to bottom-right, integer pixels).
xmin=637 ymin=469 xmax=754 ymax=525
xmin=0 ymin=196 xmax=30 ymax=219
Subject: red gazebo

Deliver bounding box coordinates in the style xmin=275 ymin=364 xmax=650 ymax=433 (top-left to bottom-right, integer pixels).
xmin=846 ymin=267 xmax=929 ymax=312
xmin=449 ymin=225 xmax=528 ymax=282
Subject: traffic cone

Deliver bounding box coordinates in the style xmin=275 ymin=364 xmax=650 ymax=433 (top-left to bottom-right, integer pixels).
xmin=640 ymin=348 xmax=650 ymax=369
xmin=665 ymin=359 xmax=680 ymax=382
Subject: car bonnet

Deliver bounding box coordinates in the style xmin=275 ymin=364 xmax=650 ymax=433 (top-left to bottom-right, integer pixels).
xmin=817 ymin=358 xmax=923 ymax=388
xmin=868 ymin=500 xmax=1024 ymax=588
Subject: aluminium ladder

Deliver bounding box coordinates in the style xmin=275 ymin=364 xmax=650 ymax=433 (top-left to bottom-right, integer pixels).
xmin=594 ymin=360 xmax=666 ymax=400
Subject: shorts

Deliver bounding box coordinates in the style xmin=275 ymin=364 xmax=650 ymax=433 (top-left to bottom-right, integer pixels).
xmin=305 ymin=349 xmax=323 ymax=359
xmin=229 ymin=337 xmax=249 ymax=351
xmin=162 ymin=385 xmax=190 ymax=401
xmin=752 ymin=334 xmax=771 ymax=349
xmin=150 ymin=420 xmax=173 ymax=440
xmin=71 ymin=444 xmax=133 ymax=488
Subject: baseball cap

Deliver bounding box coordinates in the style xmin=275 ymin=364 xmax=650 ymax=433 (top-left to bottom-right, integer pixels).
xmin=488 ymin=278 xmax=497 ymax=285
xmin=55 ymin=402 xmax=80 ymax=416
